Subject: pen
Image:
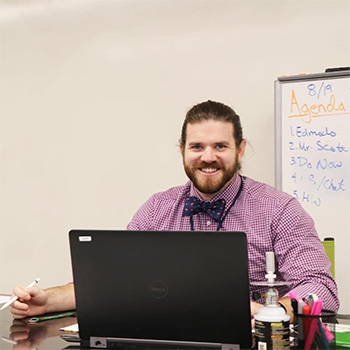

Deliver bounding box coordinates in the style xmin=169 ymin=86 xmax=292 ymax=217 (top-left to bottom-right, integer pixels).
xmin=1 ymin=336 xmax=18 ymax=345
xmin=0 ymin=278 xmax=40 ymax=311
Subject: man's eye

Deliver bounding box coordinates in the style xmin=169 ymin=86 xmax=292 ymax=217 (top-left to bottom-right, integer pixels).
xmin=216 ymin=144 xmax=227 ymax=149
xmin=191 ymin=145 xmax=202 ymax=150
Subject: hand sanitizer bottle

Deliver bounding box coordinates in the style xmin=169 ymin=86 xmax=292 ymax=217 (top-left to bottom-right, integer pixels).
xmin=254 ymin=252 xmax=290 ymax=349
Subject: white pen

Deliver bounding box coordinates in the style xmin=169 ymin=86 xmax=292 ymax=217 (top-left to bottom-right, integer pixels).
xmin=0 ymin=278 xmax=40 ymax=311
xmin=1 ymin=336 xmax=18 ymax=345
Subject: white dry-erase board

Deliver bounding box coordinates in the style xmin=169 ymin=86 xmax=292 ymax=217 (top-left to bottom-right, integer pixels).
xmin=275 ymin=70 xmax=350 ymax=313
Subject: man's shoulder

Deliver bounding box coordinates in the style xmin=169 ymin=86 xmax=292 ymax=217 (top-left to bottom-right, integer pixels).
xmin=242 ymin=176 xmax=294 ymax=202
xmin=127 ymin=182 xmax=191 ymax=230
xmin=150 ymin=182 xmax=191 ymax=203
xmin=242 ymin=176 xmax=306 ymax=220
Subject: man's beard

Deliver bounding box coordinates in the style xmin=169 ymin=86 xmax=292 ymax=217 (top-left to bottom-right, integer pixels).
xmin=183 ymin=156 xmax=239 ymax=195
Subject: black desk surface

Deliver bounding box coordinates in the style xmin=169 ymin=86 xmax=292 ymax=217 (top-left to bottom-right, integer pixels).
xmin=0 ymin=307 xmax=78 ymax=350
xmin=1 ymin=307 xmax=349 ymax=350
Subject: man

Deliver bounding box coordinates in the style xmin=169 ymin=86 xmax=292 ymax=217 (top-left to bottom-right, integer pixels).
xmin=9 ymin=100 xmax=339 ymax=322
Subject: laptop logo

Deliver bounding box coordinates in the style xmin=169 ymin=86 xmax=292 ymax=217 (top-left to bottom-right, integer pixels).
xmin=149 ymin=280 xmax=168 ymax=299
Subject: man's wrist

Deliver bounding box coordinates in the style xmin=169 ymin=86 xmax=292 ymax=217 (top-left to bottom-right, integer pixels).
xmin=278 ymin=297 xmax=294 ymax=323
xmin=278 ymin=302 xmax=287 ymax=312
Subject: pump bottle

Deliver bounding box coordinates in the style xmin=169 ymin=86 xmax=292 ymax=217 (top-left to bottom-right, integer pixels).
xmin=254 ymin=252 xmax=290 ymax=350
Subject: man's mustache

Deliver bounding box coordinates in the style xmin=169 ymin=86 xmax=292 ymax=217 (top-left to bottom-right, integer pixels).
xmin=194 ymin=162 xmax=221 ymax=168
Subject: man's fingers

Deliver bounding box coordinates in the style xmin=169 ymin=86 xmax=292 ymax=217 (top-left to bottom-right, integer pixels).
xmin=9 ymin=331 xmax=29 ymax=342
xmin=9 ymin=323 xmax=29 ymax=333
xmin=9 ymin=305 xmax=30 ymax=319
xmin=11 ymin=300 xmax=30 ymax=311
xmin=12 ymin=287 xmax=31 ymax=301
xmin=251 ymin=318 xmax=255 ymax=329
xmin=13 ymin=339 xmax=31 ymax=350
xmin=11 ymin=314 xmax=29 ymax=320
xmin=11 ymin=319 xmax=28 ymax=327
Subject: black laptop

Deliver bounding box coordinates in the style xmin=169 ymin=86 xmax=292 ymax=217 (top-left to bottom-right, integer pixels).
xmin=69 ymin=230 xmax=252 ymax=350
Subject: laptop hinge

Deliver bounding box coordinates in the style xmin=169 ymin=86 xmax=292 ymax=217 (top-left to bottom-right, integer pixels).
xmin=90 ymin=337 xmax=240 ymax=349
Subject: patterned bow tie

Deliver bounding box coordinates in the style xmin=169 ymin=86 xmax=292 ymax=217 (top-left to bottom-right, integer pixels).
xmin=182 ymin=196 xmax=226 ymax=222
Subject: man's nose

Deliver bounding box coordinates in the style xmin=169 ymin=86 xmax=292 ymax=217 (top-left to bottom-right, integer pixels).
xmin=201 ymin=147 xmax=216 ymax=163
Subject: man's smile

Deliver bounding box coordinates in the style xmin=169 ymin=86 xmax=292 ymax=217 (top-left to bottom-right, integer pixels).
xmin=199 ymin=167 xmax=220 ymax=174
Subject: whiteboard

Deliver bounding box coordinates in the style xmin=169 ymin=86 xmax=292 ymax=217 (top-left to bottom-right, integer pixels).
xmin=275 ymin=71 xmax=350 ymax=314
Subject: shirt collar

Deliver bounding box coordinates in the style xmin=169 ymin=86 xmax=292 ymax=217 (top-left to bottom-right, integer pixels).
xmin=188 ymin=172 xmax=242 ymax=206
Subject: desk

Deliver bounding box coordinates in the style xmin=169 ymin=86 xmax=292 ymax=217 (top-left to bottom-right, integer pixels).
xmin=0 ymin=307 xmax=349 ymax=350
xmin=0 ymin=308 xmax=78 ymax=350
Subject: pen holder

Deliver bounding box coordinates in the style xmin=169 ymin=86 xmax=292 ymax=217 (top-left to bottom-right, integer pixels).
xmin=291 ymin=311 xmax=336 ymax=349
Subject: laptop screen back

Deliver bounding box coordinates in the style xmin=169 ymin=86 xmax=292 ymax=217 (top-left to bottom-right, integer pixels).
xmin=69 ymin=230 xmax=252 ymax=348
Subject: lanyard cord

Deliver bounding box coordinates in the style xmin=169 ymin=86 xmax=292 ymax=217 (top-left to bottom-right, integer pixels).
xmin=189 ymin=175 xmax=244 ymax=231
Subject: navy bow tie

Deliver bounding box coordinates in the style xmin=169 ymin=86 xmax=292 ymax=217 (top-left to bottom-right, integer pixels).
xmin=182 ymin=196 xmax=226 ymax=222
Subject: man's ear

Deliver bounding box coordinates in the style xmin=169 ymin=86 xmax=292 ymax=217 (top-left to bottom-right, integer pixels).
xmin=180 ymin=144 xmax=185 ymax=157
xmin=237 ymin=140 xmax=246 ymax=162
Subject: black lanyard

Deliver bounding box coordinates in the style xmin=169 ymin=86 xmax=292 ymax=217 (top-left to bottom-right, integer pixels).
xmin=189 ymin=175 xmax=244 ymax=231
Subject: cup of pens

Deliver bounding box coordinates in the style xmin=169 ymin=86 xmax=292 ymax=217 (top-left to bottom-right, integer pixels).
xmin=291 ymin=297 xmax=336 ymax=349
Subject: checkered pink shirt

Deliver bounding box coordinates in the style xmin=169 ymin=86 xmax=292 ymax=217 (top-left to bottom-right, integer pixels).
xmin=127 ymin=173 xmax=339 ymax=312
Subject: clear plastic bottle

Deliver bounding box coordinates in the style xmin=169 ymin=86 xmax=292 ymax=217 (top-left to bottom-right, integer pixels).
xmin=254 ymin=286 xmax=290 ymax=350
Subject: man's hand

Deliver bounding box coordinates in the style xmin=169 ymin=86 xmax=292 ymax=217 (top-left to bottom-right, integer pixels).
xmin=9 ymin=286 xmax=48 ymax=319
xmin=250 ymin=301 xmax=263 ymax=329
xmin=9 ymin=283 xmax=76 ymax=319
xmin=250 ymin=298 xmax=293 ymax=328
xmin=8 ymin=319 xmax=48 ymax=350
xmin=250 ymin=301 xmax=263 ymax=318
xmin=8 ymin=314 xmax=77 ymax=350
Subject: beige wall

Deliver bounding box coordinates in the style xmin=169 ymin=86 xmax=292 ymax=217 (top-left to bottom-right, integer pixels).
xmin=0 ymin=0 xmax=349 ymax=313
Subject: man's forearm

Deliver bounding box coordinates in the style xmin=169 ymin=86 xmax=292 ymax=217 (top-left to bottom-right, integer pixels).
xmin=45 ymin=283 xmax=76 ymax=313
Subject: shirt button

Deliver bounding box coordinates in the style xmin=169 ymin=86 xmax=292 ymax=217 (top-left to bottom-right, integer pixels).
xmin=207 ymin=221 xmax=211 ymax=226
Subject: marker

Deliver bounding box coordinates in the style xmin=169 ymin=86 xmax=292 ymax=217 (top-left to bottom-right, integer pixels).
xmin=305 ymin=299 xmax=323 ymax=350
xmin=306 ymin=294 xmax=314 ymax=310
xmin=309 ymin=293 xmax=318 ymax=302
xmin=0 ymin=278 xmax=40 ymax=311
xmin=303 ymin=303 xmax=311 ymax=337
xmin=288 ymin=291 xmax=303 ymax=302
xmin=298 ymin=300 xmax=304 ymax=340
xmin=291 ymin=298 xmax=298 ymax=314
